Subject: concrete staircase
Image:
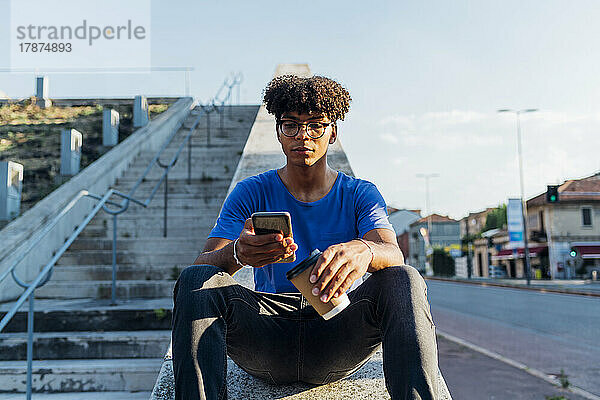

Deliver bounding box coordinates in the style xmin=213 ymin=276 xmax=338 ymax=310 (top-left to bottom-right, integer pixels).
xmin=0 ymin=105 xmax=259 ymax=397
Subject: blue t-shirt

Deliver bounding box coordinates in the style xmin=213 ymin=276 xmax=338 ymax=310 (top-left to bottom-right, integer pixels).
xmin=208 ymin=169 xmax=395 ymax=293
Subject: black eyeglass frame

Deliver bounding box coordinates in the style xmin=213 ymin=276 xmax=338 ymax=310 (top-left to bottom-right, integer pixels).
xmin=276 ymin=119 xmax=335 ymax=139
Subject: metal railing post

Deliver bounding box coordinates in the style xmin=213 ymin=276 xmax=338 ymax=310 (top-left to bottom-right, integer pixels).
xmin=207 ymin=110 xmax=211 ymax=147
xmin=220 ymin=102 xmax=224 ymax=133
xmin=187 ymin=131 xmax=192 ymax=184
xmin=26 ymin=292 xmax=34 ymax=400
xmin=111 ymin=214 xmax=118 ymax=305
xmin=164 ymin=173 xmax=168 ymax=237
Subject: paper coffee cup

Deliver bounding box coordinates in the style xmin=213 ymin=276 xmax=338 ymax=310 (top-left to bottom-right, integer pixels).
xmin=286 ymin=249 xmax=350 ymax=320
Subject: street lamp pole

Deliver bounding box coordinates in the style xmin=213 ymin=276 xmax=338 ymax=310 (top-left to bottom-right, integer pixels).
xmin=498 ymin=108 xmax=538 ymax=286
xmin=417 ymin=173 xmax=439 ymax=275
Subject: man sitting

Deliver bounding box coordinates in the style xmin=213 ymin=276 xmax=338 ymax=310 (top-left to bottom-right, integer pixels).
xmin=172 ymin=74 xmax=439 ymax=399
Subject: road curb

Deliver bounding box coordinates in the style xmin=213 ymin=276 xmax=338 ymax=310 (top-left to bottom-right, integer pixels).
xmin=436 ymin=330 xmax=600 ymax=400
xmin=425 ymin=276 xmax=600 ymax=298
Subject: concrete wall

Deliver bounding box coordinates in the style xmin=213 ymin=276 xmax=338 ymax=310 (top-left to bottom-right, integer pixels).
xmin=0 ymin=97 xmax=194 ymax=302
xmin=548 ymin=204 xmax=600 ymax=238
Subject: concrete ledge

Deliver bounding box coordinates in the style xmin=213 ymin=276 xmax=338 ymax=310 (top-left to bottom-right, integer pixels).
xmin=150 ymin=353 xmax=452 ymax=400
xmin=0 ymin=97 xmax=194 ymax=302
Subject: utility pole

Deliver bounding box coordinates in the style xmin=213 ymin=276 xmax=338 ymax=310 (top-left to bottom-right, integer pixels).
xmin=465 ymin=214 xmax=473 ymax=279
xmin=498 ymin=108 xmax=538 ymax=285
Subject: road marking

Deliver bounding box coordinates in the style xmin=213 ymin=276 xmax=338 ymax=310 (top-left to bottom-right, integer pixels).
xmin=436 ymin=329 xmax=600 ymax=400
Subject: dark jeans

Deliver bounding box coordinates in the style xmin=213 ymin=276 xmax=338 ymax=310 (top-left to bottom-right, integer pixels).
xmin=172 ymin=264 xmax=439 ymax=400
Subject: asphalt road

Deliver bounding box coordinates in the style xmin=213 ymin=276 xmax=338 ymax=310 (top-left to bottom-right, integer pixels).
xmin=427 ymin=280 xmax=600 ymax=397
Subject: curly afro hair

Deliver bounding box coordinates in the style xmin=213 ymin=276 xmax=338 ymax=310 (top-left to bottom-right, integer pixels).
xmin=262 ymin=75 xmax=352 ymax=122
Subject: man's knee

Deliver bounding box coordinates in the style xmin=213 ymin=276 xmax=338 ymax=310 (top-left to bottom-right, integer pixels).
xmin=174 ymin=264 xmax=231 ymax=299
xmin=369 ymin=265 xmax=427 ymax=298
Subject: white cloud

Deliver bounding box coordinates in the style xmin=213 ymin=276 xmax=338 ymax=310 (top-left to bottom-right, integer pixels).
xmin=379 ymin=133 xmax=399 ymax=144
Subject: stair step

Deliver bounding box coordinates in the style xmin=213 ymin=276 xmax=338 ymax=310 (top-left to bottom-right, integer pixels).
xmin=0 ymin=358 xmax=161 ymax=393
xmin=68 ymin=238 xmax=206 ymax=251
xmin=56 ymin=249 xmax=199 ymax=265
xmin=111 ymin=180 xmax=231 ymax=193
xmin=116 ymin=166 xmax=238 ymax=181
xmin=0 ymin=331 xmax=170 ymax=360
xmin=0 ymin=391 xmax=152 ymax=399
xmin=78 ymin=226 xmax=106 ymax=238
xmin=76 ymin=228 xmax=213 ymax=239
xmin=36 ymin=280 xmax=177 ymax=300
xmin=51 ymin=264 xmax=189 ymax=281
xmin=0 ymin=298 xmax=173 ymax=333
xmin=89 ymin=214 xmax=221 ymax=225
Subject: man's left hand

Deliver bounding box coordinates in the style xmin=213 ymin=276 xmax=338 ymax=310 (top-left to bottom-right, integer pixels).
xmin=309 ymin=240 xmax=372 ymax=303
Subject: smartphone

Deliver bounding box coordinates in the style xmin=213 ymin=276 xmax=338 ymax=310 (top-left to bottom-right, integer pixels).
xmin=251 ymin=211 xmax=295 ymax=263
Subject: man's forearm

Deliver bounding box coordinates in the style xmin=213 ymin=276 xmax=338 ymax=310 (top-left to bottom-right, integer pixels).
xmin=192 ymin=240 xmax=242 ymax=276
xmin=354 ymin=239 xmax=404 ymax=273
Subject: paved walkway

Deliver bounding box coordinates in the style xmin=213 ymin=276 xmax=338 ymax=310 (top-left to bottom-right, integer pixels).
xmin=438 ymin=335 xmax=588 ymax=400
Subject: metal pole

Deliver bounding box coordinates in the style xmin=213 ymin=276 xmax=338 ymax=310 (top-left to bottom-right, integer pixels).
xmin=187 ymin=134 xmax=192 ymax=185
xmin=220 ymin=103 xmax=224 ymax=133
xmin=111 ymin=214 xmax=117 ymax=305
xmin=207 ymin=111 xmax=211 ymax=147
xmin=516 ymin=112 xmax=532 ymax=285
xmin=426 ymin=177 xmax=433 ymax=276
xmin=466 ymin=215 xmax=472 ymax=279
xmin=164 ymin=173 xmax=168 ymax=237
xmin=26 ymin=292 xmax=34 ymax=400
xmin=426 ymin=176 xmax=432 ymax=243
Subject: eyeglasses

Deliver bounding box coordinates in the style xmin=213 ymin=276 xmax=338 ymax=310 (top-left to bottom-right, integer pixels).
xmin=277 ymin=120 xmax=334 ymax=139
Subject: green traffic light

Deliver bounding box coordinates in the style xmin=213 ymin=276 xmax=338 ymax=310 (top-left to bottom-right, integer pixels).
xmin=550 ymin=195 xmax=556 ymax=202
xmin=570 ymin=250 xmax=577 ymax=257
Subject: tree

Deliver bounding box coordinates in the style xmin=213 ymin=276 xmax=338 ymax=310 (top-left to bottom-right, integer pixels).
xmin=484 ymin=204 xmax=507 ymax=231
xmin=432 ymin=248 xmax=455 ymax=277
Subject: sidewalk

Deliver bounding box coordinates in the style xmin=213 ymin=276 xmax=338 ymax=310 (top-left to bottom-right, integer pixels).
xmin=438 ymin=335 xmax=590 ymax=400
xmin=426 ymin=276 xmax=600 ymax=297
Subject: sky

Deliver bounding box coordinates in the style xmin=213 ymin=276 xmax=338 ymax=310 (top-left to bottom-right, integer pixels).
xmin=1 ymin=0 xmax=599 ymax=219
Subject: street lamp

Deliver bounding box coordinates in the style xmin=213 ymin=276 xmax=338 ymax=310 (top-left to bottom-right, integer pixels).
xmin=497 ymin=108 xmax=538 ymax=285
xmin=417 ymin=173 xmax=439 ymax=275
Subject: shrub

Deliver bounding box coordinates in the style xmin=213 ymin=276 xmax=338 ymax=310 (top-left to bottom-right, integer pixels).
xmin=432 ymin=248 xmax=455 ymax=277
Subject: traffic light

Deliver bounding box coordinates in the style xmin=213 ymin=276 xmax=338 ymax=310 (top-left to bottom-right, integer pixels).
xmin=569 ymin=247 xmax=578 ymax=258
xmin=546 ymin=185 xmax=559 ymax=203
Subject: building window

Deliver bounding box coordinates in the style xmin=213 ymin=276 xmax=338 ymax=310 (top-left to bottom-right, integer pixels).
xmin=582 ymin=208 xmax=592 ymax=226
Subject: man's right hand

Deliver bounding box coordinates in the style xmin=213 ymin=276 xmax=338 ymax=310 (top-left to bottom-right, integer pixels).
xmin=235 ymin=218 xmax=297 ymax=268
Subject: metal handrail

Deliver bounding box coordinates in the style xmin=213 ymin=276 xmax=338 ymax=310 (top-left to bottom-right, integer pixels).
xmin=0 ymin=74 xmax=242 ymax=399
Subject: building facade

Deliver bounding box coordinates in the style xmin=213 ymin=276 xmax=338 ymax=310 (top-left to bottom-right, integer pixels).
xmin=526 ymin=172 xmax=600 ymax=279
xmin=408 ymin=214 xmax=461 ymax=272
